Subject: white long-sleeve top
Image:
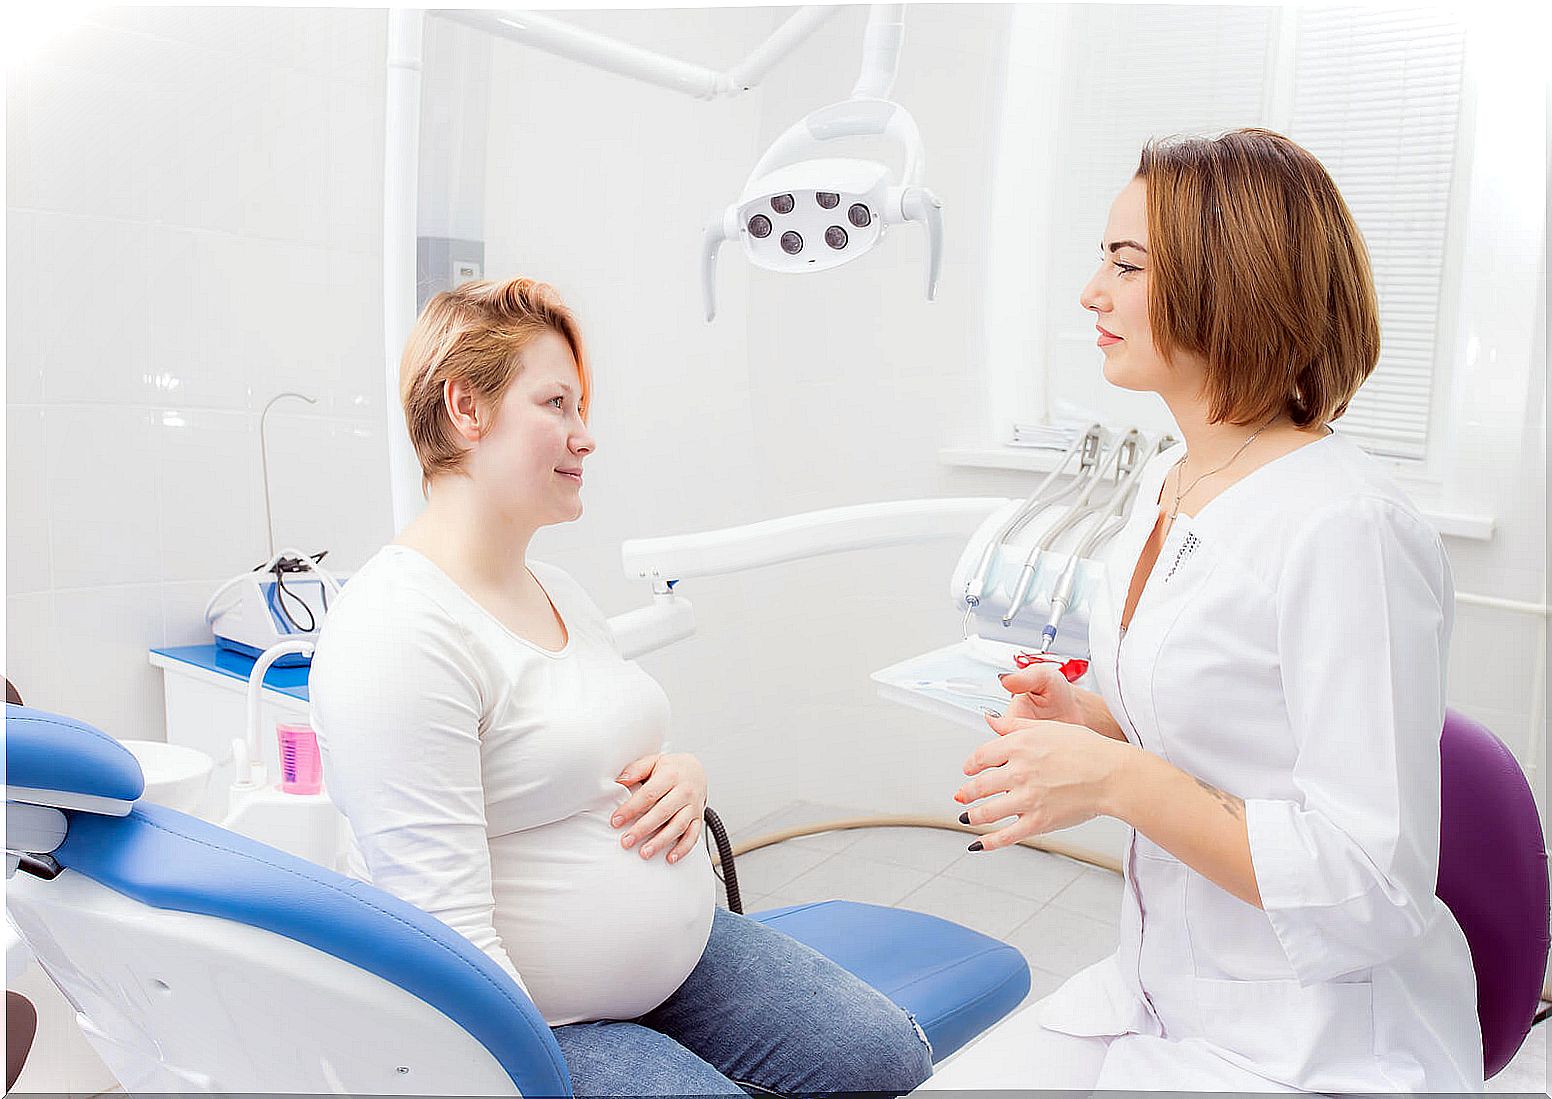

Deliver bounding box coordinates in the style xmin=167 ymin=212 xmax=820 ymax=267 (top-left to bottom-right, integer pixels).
xmin=308 ymin=546 xmax=714 ymax=1026
xmin=1026 ymin=430 xmax=1483 ymax=1091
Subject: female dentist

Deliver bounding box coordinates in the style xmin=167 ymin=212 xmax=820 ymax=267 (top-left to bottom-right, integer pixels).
xmin=923 ymin=129 xmax=1482 ymax=1092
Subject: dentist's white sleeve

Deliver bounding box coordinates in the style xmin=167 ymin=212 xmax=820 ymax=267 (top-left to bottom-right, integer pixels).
xmin=309 ymin=591 xmax=529 ymax=995
xmin=1245 ymin=496 xmax=1451 ymax=986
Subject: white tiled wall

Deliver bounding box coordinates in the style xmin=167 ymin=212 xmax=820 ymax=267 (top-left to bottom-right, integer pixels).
xmin=5 ymin=9 xmax=393 ymax=742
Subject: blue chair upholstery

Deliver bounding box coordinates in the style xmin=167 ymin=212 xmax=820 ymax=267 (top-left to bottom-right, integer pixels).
xmin=755 ymin=900 xmax=1030 ymax=1061
xmin=6 ymin=706 xmax=144 ymax=811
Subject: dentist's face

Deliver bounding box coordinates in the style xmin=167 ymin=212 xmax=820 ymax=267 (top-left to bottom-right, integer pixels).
xmin=470 ymin=329 xmax=594 ymax=526
xmin=1080 ymin=178 xmax=1172 ymax=394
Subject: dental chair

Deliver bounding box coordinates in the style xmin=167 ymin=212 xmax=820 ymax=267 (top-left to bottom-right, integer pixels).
xmin=5 ymin=704 xmax=1029 ymax=1095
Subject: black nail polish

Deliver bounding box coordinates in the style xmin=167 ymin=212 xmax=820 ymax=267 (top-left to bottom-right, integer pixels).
xmin=968 ymin=840 xmax=984 ymax=852
xmin=958 ymin=811 xmax=971 ymax=825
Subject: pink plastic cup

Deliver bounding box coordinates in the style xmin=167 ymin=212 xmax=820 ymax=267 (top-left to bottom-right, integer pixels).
xmin=276 ymin=723 xmax=323 ymax=795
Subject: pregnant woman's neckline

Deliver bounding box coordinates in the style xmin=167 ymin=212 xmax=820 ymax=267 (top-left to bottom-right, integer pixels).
xmin=387 ymin=543 xmax=573 ymax=657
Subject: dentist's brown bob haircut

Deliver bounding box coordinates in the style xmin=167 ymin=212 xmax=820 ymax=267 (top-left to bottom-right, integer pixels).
xmin=1136 ymin=128 xmax=1380 ymax=427
xmin=399 ymin=277 xmax=590 ymax=491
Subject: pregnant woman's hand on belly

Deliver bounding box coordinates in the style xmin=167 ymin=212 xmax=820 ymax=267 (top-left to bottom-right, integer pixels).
xmin=612 ymin=752 xmax=708 ymax=863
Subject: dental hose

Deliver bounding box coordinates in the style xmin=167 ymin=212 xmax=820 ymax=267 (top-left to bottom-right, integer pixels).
xmin=703 ymin=806 xmax=743 ymax=914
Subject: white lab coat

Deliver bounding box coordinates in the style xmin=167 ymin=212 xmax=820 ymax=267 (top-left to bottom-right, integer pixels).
xmin=927 ymin=431 xmax=1483 ymax=1093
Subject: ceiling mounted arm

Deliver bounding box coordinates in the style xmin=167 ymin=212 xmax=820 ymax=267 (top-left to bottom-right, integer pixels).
xmin=439 ymin=6 xmax=840 ymax=100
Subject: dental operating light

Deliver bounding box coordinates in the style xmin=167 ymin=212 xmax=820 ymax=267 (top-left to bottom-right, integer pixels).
xmin=386 ymin=6 xmax=938 ymax=525
xmin=700 ymin=6 xmax=943 ymax=322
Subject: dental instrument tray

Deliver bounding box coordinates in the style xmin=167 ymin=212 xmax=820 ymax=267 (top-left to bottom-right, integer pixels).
xmin=872 ymin=637 xmax=1093 ymax=732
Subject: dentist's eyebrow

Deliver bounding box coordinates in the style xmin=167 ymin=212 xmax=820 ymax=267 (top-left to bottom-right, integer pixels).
xmin=1104 ymin=239 xmax=1149 ymax=254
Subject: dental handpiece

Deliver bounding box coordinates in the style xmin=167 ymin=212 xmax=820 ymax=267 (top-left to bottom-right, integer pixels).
xmin=964 ymin=427 xmax=1099 ymax=607
xmin=1033 ymin=439 xmax=1158 ymax=648
xmin=1039 ymin=513 xmax=1127 ymax=651
xmin=988 ymin=487 xmax=1087 ymax=618
xmin=1002 ymin=433 xmax=1138 ymax=626
xmin=1004 ymin=504 xmax=1110 ymax=628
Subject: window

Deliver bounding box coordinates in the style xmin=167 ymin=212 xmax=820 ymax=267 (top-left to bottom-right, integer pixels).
xmin=988 ymin=5 xmax=1468 ymax=463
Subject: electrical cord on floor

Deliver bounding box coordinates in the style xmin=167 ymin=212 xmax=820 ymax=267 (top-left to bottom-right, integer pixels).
xmin=1534 ymin=1002 xmax=1551 ymax=1027
xmin=702 ymin=807 xmax=742 ymax=914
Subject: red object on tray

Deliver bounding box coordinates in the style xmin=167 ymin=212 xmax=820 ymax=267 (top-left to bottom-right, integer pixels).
xmin=1013 ymin=652 xmax=1090 ymax=682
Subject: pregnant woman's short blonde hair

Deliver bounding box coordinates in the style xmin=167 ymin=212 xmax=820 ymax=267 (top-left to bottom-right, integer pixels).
xmin=399 ymin=277 xmax=590 ymax=489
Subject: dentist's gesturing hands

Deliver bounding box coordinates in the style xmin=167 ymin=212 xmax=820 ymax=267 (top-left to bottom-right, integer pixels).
xmin=613 ymin=752 xmax=708 ymax=863
xmin=999 ymin=663 xmax=1130 ymax=741
xmin=998 ymin=663 xmax=1087 ymax=725
xmin=955 ymin=714 xmax=1131 ymax=851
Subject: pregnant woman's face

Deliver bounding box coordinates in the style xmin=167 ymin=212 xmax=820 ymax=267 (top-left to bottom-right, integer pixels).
xmin=1079 ymin=178 xmax=1166 ymax=394
xmin=474 ymin=328 xmax=595 ymax=527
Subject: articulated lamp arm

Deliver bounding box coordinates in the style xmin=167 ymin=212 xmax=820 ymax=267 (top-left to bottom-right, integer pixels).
xmin=610 ymin=498 xmax=1010 ymax=659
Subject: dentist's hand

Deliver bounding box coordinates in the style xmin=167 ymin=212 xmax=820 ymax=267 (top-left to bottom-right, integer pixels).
xmin=955 ymin=714 xmax=1130 ymax=851
xmin=999 ymin=664 xmax=1086 ymax=726
xmin=613 ymin=752 xmax=707 ymax=864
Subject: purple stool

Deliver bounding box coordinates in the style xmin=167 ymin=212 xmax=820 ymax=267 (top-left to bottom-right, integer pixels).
xmin=1436 ymin=708 xmax=1550 ymax=1079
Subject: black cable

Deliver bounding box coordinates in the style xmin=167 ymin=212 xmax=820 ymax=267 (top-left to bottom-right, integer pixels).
xmin=703 ymin=807 xmax=741 ymax=914
xmin=1534 ymin=1003 xmax=1551 ymax=1027
xmin=257 ymin=551 xmax=331 ymax=633
xmin=273 ymin=567 xmax=317 ymax=632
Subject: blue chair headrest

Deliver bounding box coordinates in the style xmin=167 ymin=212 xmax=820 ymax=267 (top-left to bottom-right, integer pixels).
xmin=5 ymin=705 xmax=144 ymax=815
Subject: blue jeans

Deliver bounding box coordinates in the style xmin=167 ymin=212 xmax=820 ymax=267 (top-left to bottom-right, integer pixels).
xmin=552 ymin=907 xmax=934 ymax=1096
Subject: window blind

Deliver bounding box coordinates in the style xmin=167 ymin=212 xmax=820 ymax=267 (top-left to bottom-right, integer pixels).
xmin=1287 ymin=8 xmax=1467 ymax=459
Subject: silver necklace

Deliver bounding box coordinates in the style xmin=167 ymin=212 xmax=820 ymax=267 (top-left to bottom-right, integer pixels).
xmin=1168 ymin=413 xmax=1280 ymax=528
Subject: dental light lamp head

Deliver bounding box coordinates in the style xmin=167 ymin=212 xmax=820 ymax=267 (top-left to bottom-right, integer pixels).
xmin=702 ymin=97 xmax=942 ymax=322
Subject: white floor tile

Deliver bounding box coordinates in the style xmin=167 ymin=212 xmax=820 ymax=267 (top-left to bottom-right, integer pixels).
xmin=780 ymin=851 xmax=935 ymax=908
xmin=1047 ymin=865 xmax=1125 ymax=924
xmin=1489 ymin=1022 xmax=1547 ymax=1093
xmin=755 ymin=890 xmax=822 ymax=912
xmin=731 ymin=891 xmax=771 ymax=913
xmin=728 ymin=843 xmax=835 ymax=895
xmin=938 ymin=843 xmax=1087 ymax=904
xmin=1003 ymin=903 xmax=1121 ymax=979
xmin=732 ymin=800 xmax=870 ymax=855
xmin=894 ymin=874 xmax=1043 ymax=939
xmin=842 ymin=826 xmax=973 ymax=875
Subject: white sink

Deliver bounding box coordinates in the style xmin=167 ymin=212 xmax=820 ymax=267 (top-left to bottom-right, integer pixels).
xmin=120 ymin=740 xmax=214 ymax=815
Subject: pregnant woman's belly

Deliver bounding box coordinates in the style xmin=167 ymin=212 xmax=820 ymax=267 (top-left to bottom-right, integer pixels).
xmin=489 ymin=809 xmax=716 ymax=1025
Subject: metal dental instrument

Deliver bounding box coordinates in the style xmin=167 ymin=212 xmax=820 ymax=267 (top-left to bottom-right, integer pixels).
xmin=1001 ymin=429 xmax=1142 ymax=627
xmin=1033 ymin=433 xmax=1170 ymax=650
xmin=1037 ymin=487 xmax=1137 ymax=651
xmin=962 ymin=424 xmax=1102 ymax=610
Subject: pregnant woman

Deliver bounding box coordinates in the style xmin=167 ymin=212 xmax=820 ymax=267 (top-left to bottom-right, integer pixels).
xmin=310 ymin=277 xmax=933 ymax=1096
